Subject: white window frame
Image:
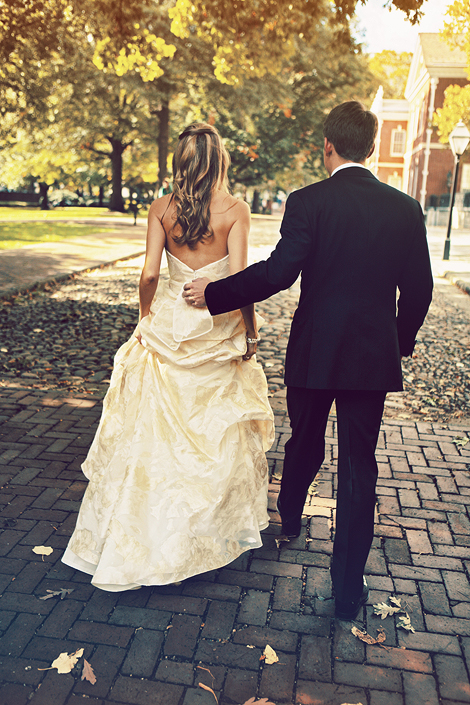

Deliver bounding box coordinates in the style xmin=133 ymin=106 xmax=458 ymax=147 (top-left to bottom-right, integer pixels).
xmin=387 ymin=172 xmax=402 ymax=190
xmin=390 ymin=127 xmax=406 ymax=157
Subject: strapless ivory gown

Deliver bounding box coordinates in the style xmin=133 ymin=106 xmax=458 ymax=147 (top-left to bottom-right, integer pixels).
xmin=62 ymin=252 xmax=275 ymax=590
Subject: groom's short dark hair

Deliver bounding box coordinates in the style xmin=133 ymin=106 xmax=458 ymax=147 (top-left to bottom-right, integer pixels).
xmin=323 ymin=101 xmax=378 ymax=163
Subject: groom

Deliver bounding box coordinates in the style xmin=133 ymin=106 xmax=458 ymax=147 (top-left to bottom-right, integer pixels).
xmin=183 ymin=101 xmax=433 ymax=620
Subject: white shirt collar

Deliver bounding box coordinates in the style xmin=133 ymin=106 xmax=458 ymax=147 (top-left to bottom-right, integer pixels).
xmin=331 ymin=162 xmax=368 ymax=177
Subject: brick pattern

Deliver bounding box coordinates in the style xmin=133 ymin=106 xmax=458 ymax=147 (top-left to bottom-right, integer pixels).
xmin=1 ymin=386 xmax=470 ymax=704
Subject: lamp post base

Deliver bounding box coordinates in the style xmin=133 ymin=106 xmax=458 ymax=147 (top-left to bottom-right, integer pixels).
xmin=443 ymin=238 xmax=451 ymax=261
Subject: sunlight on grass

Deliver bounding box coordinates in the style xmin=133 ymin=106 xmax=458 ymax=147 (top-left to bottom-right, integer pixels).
xmin=0 ymin=222 xmax=114 ymax=249
xmin=0 ymin=206 xmax=149 ymax=221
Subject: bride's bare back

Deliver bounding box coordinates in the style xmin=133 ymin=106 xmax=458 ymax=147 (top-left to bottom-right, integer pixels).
xmin=153 ymin=191 xmax=250 ymax=271
xmin=152 ymin=190 xmax=250 ymax=274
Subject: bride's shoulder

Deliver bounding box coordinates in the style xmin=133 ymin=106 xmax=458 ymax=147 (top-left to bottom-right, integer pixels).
xmin=213 ymin=192 xmax=250 ymax=217
xmin=149 ymin=194 xmax=173 ymax=219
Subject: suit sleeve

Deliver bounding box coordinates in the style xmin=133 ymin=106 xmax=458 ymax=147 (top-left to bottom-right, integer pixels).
xmin=205 ymin=190 xmax=313 ymax=315
xmin=396 ymin=207 xmax=433 ymax=356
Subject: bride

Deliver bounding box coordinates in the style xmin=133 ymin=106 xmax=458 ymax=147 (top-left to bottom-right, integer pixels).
xmin=62 ymin=123 xmax=275 ymax=591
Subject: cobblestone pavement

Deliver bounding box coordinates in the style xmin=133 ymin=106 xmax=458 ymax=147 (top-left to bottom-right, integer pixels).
xmin=1 ymin=236 xmax=470 ymax=703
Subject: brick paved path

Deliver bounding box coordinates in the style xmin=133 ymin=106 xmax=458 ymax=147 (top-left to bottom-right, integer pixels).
xmin=1 ymin=379 xmax=470 ymax=704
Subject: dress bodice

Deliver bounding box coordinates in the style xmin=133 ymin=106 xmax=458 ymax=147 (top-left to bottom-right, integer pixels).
xmin=137 ymin=250 xmax=245 ymax=358
xmin=166 ymin=251 xmax=230 ymax=293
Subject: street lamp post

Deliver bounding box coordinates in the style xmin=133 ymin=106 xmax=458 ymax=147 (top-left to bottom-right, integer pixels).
xmin=443 ymin=121 xmax=470 ymax=260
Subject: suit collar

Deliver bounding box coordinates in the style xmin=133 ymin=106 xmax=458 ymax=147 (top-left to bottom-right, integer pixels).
xmin=331 ymin=167 xmax=377 ymax=180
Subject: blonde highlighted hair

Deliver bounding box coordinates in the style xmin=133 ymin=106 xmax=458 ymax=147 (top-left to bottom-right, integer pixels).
xmin=170 ymin=123 xmax=230 ymax=249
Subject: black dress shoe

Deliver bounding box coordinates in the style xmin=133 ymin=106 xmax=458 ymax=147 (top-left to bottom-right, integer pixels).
xmin=276 ymin=496 xmax=301 ymax=539
xmin=335 ymin=578 xmax=369 ymax=621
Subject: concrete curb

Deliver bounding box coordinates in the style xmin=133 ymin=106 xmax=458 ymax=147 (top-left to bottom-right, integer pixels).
xmin=443 ymin=271 xmax=470 ymax=296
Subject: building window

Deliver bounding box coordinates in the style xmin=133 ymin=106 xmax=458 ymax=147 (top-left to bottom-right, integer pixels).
xmin=391 ymin=127 xmax=406 ymax=156
xmin=461 ymin=163 xmax=470 ymax=191
xmin=388 ymin=172 xmax=402 ymax=190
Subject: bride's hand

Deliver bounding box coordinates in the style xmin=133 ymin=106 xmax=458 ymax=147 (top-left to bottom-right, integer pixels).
xmin=243 ymin=334 xmax=259 ymax=361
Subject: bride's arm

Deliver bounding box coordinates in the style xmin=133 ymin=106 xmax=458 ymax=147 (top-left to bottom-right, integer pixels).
xmin=139 ymin=200 xmax=166 ymax=320
xmin=227 ymin=201 xmax=258 ymax=360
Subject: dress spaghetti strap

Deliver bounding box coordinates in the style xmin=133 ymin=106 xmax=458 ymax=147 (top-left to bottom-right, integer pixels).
xmin=158 ymin=194 xmax=174 ymax=237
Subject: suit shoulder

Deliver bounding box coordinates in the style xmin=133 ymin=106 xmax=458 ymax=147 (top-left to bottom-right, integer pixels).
xmin=375 ymin=181 xmax=423 ymax=213
xmin=288 ymin=179 xmax=329 ymax=201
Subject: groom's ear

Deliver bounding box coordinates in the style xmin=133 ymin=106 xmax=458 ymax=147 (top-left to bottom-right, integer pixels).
xmin=324 ymin=138 xmax=334 ymax=157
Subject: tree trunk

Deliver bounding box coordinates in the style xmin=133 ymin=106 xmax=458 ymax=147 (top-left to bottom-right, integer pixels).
xmin=39 ymin=182 xmax=50 ymax=210
xmin=252 ymin=189 xmax=260 ymax=214
xmin=157 ymin=99 xmax=170 ymax=189
xmin=108 ymin=138 xmax=126 ymax=212
xmin=98 ymin=185 xmax=104 ymax=207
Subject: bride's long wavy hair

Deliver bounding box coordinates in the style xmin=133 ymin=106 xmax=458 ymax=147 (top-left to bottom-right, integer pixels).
xmin=170 ymin=123 xmax=230 ymax=249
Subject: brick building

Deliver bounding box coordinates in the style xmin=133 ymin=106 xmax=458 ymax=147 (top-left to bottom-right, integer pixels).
xmin=370 ymin=87 xmax=409 ymax=192
xmin=370 ymin=33 xmax=469 ymax=211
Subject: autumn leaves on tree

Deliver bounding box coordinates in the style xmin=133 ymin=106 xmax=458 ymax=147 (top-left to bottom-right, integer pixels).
xmin=1 ymin=0 xmax=428 ymax=208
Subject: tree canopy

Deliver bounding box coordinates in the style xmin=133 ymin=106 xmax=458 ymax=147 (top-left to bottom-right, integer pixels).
xmin=369 ymin=50 xmax=412 ymax=99
xmin=170 ymin=0 xmax=425 ymax=84
xmin=0 ymin=0 xmax=423 ymax=207
xmin=434 ymin=1 xmax=470 ymax=142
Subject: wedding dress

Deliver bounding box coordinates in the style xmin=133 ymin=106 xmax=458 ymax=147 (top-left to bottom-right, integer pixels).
xmin=62 ymin=252 xmax=275 ymax=590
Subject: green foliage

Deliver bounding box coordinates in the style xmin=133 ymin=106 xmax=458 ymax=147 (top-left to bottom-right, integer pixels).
xmin=434 ymin=1 xmax=470 ymax=142
xmin=0 ymin=0 xmax=398 ymax=202
xmin=169 ymin=0 xmax=425 ymax=85
xmin=369 ymin=50 xmax=412 ymax=99
xmin=194 ymin=25 xmax=377 ymax=190
xmin=434 ymin=84 xmax=470 ymax=142
xmin=0 ymin=125 xmax=83 ymax=188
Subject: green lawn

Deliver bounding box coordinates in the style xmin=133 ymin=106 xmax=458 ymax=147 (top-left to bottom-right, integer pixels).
xmin=0 ymin=221 xmax=114 ymax=249
xmin=0 ymin=206 xmax=149 ymax=221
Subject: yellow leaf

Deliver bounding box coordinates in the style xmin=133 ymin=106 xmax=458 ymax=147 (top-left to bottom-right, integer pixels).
xmin=262 ymin=645 xmax=279 ymax=664
xmin=32 ymin=546 xmax=53 ymax=556
xmin=50 ymin=648 xmax=84 ymax=674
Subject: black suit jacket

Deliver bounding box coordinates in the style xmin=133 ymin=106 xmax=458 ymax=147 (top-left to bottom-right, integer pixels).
xmin=206 ymin=168 xmax=433 ymax=391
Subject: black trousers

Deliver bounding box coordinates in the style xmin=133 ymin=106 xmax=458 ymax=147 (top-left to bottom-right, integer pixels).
xmin=278 ymin=387 xmax=386 ymax=604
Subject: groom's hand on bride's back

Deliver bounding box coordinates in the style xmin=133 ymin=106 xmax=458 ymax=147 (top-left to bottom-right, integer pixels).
xmin=183 ymin=277 xmax=211 ymax=307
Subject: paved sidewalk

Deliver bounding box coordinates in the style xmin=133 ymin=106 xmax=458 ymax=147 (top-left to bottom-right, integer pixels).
xmin=0 ymin=381 xmax=470 ymax=704
xmin=1 ymin=218 xmax=470 ymax=704
xmin=0 ymin=221 xmax=147 ymax=297
xmin=1 ymin=218 xmax=470 ymax=298
xmin=0 ymin=213 xmax=283 ymax=298
xmin=427 ymin=227 xmax=470 ymax=295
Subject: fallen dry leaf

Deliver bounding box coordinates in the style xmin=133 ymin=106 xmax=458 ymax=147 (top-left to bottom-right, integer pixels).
xmin=307 ymin=480 xmax=319 ymax=496
xmin=38 ymin=648 xmax=84 ymax=674
xmin=32 ymin=546 xmax=53 ymax=560
xmin=39 ymin=588 xmax=74 ymax=601
xmin=81 ymin=659 xmax=96 ymax=684
xmin=351 ymin=626 xmax=386 ymax=646
xmin=262 ymin=645 xmax=279 ymax=665
xmin=198 ymin=682 xmax=218 ymax=702
xmin=241 ymin=699 xmax=276 ymax=705
xmin=373 ymin=601 xmax=401 ymax=619
xmin=453 ymin=436 xmax=469 ymax=447
xmin=397 ymin=614 xmax=416 ymax=633
xmin=389 ymin=596 xmax=402 ymax=608
xmin=274 ymin=535 xmax=292 ymax=548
